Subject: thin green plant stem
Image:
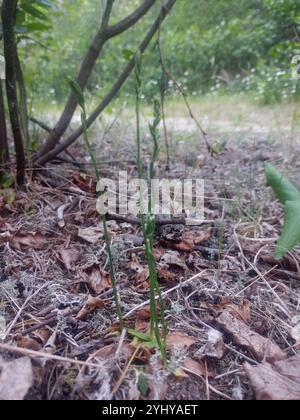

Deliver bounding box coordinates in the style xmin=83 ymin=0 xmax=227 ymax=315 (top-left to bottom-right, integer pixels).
xmin=69 ymin=78 xmax=124 ymax=330
xmin=134 ymin=54 xmax=167 ymax=365
xmin=135 ymin=56 xmax=158 ymax=337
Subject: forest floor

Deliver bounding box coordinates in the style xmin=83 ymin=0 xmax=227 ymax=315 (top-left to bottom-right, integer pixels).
xmin=0 ymin=97 xmax=300 ymax=400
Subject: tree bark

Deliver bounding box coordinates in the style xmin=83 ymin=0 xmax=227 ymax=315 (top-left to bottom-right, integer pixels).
xmin=36 ymin=0 xmax=177 ymax=166
xmin=35 ymin=0 xmax=156 ymax=161
xmin=0 ymin=79 xmax=9 ymax=165
xmin=2 ymin=0 xmax=26 ymax=184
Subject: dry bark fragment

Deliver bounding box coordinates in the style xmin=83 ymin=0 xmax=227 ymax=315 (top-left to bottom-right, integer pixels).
xmin=216 ymin=310 xmax=286 ymax=362
xmin=245 ymin=356 xmax=300 ymax=400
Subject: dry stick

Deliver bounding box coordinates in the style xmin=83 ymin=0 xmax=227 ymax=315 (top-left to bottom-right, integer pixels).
xmin=0 ymin=343 xmax=107 ymax=370
xmin=157 ymin=26 xmax=212 ymax=154
xmin=36 ymin=0 xmax=177 ymax=165
xmin=107 ymin=212 xmax=215 ymax=226
xmin=123 ymin=269 xmax=210 ymax=319
xmin=182 ymin=366 xmax=233 ymax=401
xmin=233 ymin=223 xmax=292 ymax=318
xmin=20 ymin=306 xmax=80 ymax=336
xmin=111 ymin=345 xmax=141 ymax=396
xmin=4 ymin=282 xmax=50 ymax=339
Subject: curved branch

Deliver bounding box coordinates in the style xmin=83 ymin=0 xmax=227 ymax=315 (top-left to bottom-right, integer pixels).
xmin=106 ymin=0 xmax=155 ymax=39
xmin=36 ymin=0 xmax=177 ymax=166
xmin=29 ymin=116 xmax=52 ymax=133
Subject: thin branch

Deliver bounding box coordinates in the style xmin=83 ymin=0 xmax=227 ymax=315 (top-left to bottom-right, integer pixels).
xmin=107 ymin=212 xmax=188 ymax=226
xmin=0 ymin=343 xmax=111 ymax=369
xmin=29 ymin=116 xmax=52 ymax=133
xmin=106 ymin=0 xmax=155 ymax=39
xmin=36 ymin=0 xmax=177 ymax=165
xmin=157 ymin=27 xmax=212 ymax=154
xmin=123 ymin=269 xmax=210 ymax=319
xmin=101 ymin=0 xmax=115 ymax=28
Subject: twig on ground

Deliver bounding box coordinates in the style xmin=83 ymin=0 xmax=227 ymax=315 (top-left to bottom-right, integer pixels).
xmin=123 ymin=269 xmax=210 ymax=319
xmin=0 ymin=342 xmax=107 ymax=369
xmin=4 ymin=282 xmax=50 ymax=339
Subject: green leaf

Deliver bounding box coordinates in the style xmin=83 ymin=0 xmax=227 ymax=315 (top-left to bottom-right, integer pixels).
xmin=138 ymin=372 xmax=149 ymax=397
xmin=35 ymin=0 xmax=54 ymax=8
xmin=212 ymin=140 xmax=226 ymax=154
xmin=122 ymin=48 xmax=134 ymax=61
xmin=67 ymin=77 xmax=85 ymax=110
xmin=265 ymin=162 xmax=300 ymax=205
xmin=24 ymin=21 xmax=50 ymax=32
xmin=128 ymin=329 xmax=152 ymax=342
xmin=275 ymin=200 xmax=300 ymax=259
xmin=0 ymin=173 xmax=14 ymax=189
xmin=16 ymin=10 xmax=26 ymax=26
xmin=21 ymin=3 xmax=49 ymax=21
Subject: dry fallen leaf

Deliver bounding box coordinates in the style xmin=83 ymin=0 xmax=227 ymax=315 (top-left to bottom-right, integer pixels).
xmin=167 ymin=332 xmax=197 ymax=349
xmin=291 ymin=315 xmax=300 ymax=347
xmin=165 ymin=228 xmax=213 ymax=252
xmin=130 ymin=255 xmax=150 ymax=284
xmin=0 ymin=231 xmax=46 ymax=250
xmin=93 ymin=342 xmax=133 ymax=361
xmin=157 ymin=267 xmax=178 ymax=285
xmin=78 ymin=226 xmax=103 ymax=244
xmin=72 ymin=171 xmax=95 ymax=193
xmin=216 ymin=310 xmax=286 ymax=363
xmin=88 ymin=268 xmax=112 ymax=294
xmin=76 ymin=295 xmax=105 ymax=320
xmin=16 ymin=335 xmax=42 ymax=351
xmin=196 ymin=328 xmax=225 ymax=360
xmin=59 ymin=248 xmax=80 ymax=271
xmin=216 ymin=298 xmax=251 ymax=323
xmin=161 ymin=250 xmax=188 ymax=271
xmin=14 ymin=233 xmax=46 ymax=250
xmin=0 ymin=357 xmax=33 ymax=400
xmin=182 ymin=358 xmax=212 ymax=378
xmin=245 ymin=356 xmax=300 ymax=400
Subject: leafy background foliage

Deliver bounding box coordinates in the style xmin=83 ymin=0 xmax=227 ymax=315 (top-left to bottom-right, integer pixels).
xmin=10 ymin=0 xmax=299 ymax=107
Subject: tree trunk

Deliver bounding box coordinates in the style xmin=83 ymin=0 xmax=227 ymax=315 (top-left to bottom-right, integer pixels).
xmin=2 ymin=0 xmax=26 ymax=184
xmin=0 ymin=79 xmax=9 ymax=165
